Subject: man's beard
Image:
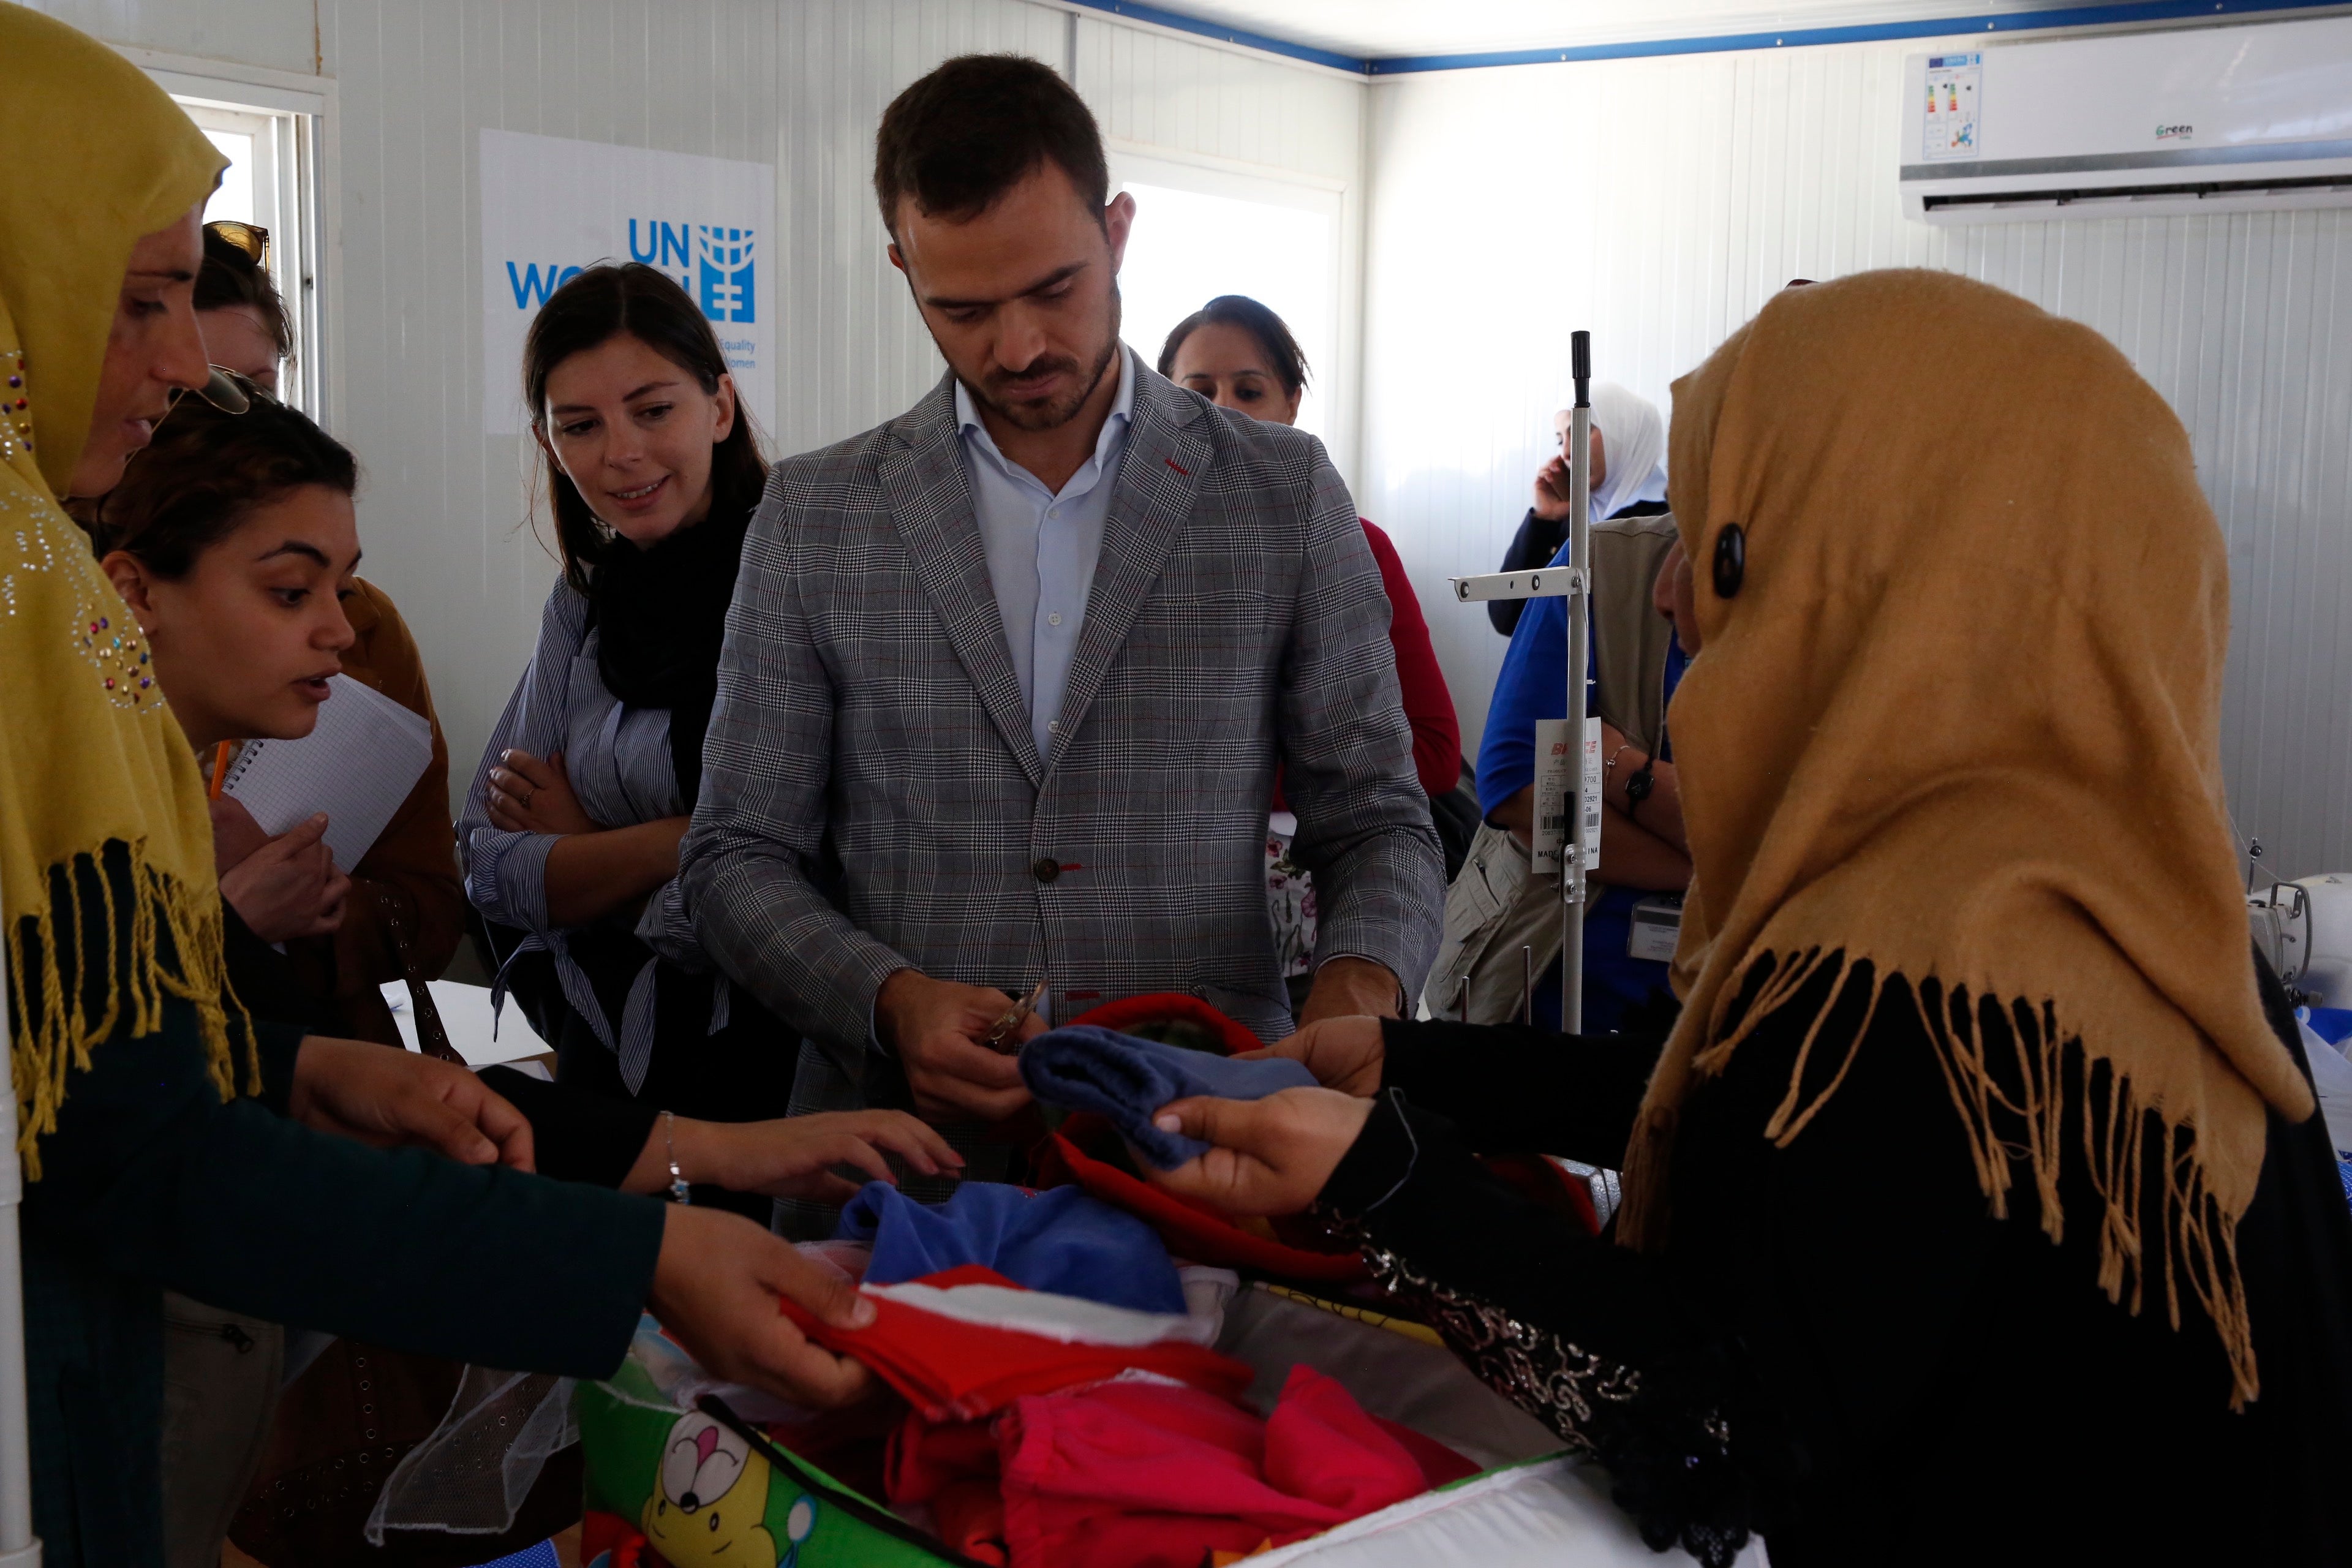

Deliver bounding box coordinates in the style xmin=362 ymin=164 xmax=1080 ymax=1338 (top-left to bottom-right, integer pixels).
xmin=961 ymin=290 xmax=1122 ymax=434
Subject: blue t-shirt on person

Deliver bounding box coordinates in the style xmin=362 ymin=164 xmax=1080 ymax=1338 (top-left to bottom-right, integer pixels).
xmin=1474 ymin=541 xmax=1685 ymax=1032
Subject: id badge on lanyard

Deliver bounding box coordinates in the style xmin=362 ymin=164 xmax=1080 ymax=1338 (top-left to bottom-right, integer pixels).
xmin=1629 ymin=892 xmax=1683 ymax=963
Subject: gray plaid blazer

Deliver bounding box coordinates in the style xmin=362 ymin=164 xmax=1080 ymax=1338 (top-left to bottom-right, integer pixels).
xmin=679 ymin=361 xmax=1443 ymax=1111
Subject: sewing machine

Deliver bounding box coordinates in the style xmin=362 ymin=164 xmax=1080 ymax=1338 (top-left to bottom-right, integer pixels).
xmin=2250 ymin=872 xmax=2352 ymax=1008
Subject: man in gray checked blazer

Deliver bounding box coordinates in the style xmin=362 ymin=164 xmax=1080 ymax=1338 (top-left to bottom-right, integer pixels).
xmin=678 ymin=55 xmax=1442 ymax=1133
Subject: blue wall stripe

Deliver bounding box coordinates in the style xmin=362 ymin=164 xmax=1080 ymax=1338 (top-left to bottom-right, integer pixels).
xmin=1366 ymin=0 xmax=2350 ymax=73
xmin=1066 ymin=0 xmax=2351 ymax=77
xmin=1058 ymin=0 xmax=1367 ymax=73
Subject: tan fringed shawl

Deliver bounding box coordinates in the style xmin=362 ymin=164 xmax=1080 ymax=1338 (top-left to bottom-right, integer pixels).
xmin=0 ymin=10 xmax=248 ymax=1177
xmin=1618 ymin=270 xmax=2313 ymax=1409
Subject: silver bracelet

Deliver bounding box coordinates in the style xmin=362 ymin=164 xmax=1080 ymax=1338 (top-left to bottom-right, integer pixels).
xmin=664 ymin=1110 xmax=691 ymax=1205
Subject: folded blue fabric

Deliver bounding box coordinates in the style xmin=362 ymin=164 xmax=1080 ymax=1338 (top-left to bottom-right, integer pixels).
xmin=1019 ymin=1023 xmax=1317 ymax=1169
xmin=832 ymin=1180 xmax=1186 ymax=1314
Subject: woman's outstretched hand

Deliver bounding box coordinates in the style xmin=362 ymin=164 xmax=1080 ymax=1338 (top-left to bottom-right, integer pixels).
xmin=289 ymin=1038 xmax=535 ymax=1170
xmin=1140 ymin=1087 xmax=1373 ymax=1217
xmin=649 ymin=1205 xmax=877 ymax=1410
xmin=1250 ymin=1015 xmax=1385 ymax=1096
xmin=636 ymin=1110 xmax=967 ymax=1202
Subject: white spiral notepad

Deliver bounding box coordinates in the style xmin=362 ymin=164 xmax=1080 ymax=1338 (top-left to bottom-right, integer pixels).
xmin=221 ymin=674 xmax=434 ymax=870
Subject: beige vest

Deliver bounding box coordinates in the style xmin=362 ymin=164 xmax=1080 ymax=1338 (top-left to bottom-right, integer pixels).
xmin=1423 ymin=511 xmax=1679 ymax=1023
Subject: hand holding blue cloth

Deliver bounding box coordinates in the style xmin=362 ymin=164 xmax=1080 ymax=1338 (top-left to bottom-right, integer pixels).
xmin=1019 ymin=1024 xmax=1317 ymax=1169
xmin=834 ymin=1180 xmax=1186 ymax=1313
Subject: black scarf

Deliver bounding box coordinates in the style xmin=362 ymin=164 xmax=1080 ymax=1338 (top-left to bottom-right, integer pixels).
xmin=589 ymin=496 xmax=751 ymax=810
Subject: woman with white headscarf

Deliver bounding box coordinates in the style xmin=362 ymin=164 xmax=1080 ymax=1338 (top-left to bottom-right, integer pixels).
xmin=1490 ymin=380 xmax=1668 ymax=636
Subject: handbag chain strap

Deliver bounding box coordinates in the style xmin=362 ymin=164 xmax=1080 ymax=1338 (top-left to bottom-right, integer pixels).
xmin=377 ymin=886 xmax=464 ymax=1064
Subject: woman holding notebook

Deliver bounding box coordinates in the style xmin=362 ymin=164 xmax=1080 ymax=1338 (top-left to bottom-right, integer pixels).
xmin=460 ymin=263 xmax=805 ymax=1191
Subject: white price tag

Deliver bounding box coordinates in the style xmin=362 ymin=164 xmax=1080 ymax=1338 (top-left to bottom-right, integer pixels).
xmin=1533 ymin=717 xmax=1604 ymax=876
xmin=1580 ymin=715 xmax=1603 ymax=872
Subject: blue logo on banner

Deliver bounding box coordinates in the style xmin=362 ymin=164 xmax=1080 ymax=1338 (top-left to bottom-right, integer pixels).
xmin=505 ymin=262 xmax=582 ymax=309
xmin=696 ymin=226 xmax=756 ymax=324
xmin=502 ymin=222 xmax=755 ymax=328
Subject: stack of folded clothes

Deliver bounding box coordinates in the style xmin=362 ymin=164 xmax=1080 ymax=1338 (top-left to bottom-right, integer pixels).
xmin=890 ymin=1363 xmax=1472 ymax=1568
xmin=778 ymin=1263 xmax=1250 ymax=1424
xmin=779 ymin=1179 xmax=1477 ymax=1566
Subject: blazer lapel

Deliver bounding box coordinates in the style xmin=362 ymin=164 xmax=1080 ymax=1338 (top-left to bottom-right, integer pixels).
xmin=883 ymin=373 xmax=1045 ymax=785
xmin=1051 ymin=366 xmax=1212 ymax=769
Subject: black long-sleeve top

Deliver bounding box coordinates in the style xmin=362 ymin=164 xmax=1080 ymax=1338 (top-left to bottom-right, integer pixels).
xmin=1321 ymin=959 xmax=2352 ymax=1567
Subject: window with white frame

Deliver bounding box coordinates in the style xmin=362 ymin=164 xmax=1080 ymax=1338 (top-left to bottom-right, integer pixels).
xmin=1112 ymin=151 xmax=1343 ymax=445
xmin=153 ymin=77 xmax=324 ymax=417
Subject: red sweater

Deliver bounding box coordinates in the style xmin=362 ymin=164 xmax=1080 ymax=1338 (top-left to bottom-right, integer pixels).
xmin=1275 ymin=521 xmax=1461 ymax=812
xmin=1360 ymin=519 xmax=1463 ymax=799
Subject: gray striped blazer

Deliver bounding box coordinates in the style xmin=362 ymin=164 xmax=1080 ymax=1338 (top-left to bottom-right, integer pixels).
xmin=678 ymin=362 xmax=1443 ymax=1107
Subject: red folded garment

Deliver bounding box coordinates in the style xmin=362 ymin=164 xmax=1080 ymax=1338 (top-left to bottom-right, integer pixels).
xmin=995 ymin=1365 xmax=1429 ymax=1568
xmin=891 ymin=1414 xmax=1012 ymax=1563
xmin=1372 ymin=1416 xmax=1482 ymax=1490
xmin=933 ymin=1477 xmax=1011 ymax=1566
xmin=889 ymin=1412 xmax=998 ymax=1506
xmin=779 ymin=1265 xmax=1254 ymax=1423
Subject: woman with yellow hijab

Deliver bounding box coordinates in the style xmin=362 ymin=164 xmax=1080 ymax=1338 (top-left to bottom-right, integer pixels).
xmin=1144 ymin=270 xmax=2352 ymax=1564
xmin=0 ymin=15 xmax=882 ymax=1565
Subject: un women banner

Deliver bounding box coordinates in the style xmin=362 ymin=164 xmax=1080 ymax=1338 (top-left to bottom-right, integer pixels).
xmin=479 ymin=129 xmax=775 ymax=436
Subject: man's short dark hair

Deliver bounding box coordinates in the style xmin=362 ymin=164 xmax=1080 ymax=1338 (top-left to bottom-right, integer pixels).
xmin=874 ymin=54 xmax=1109 ymax=239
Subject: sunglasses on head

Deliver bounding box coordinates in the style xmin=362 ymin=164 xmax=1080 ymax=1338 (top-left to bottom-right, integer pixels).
xmin=205 ymin=220 xmax=270 ymax=269
xmin=165 ymin=365 xmax=270 ymax=419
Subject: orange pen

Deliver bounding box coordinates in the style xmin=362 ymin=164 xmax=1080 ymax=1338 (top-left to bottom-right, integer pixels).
xmin=206 ymin=740 xmax=233 ymax=799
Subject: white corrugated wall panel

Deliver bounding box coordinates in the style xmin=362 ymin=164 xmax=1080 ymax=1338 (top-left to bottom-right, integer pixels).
xmin=770 ymin=0 xmax=1069 ymax=459
xmin=1072 ymin=15 xmax=1366 ymax=478
xmin=1074 ymin=16 xmax=1360 ymax=184
xmin=24 ymin=0 xmax=318 ymax=74
xmin=1363 ymin=34 xmax=2352 ymax=876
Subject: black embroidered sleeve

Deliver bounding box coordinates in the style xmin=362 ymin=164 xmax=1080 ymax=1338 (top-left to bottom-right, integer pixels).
xmin=1319 ymin=1091 xmax=1755 ymax=1568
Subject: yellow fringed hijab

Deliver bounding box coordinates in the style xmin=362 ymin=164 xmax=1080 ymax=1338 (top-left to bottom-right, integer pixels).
xmin=1619 ymin=270 xmax=2313 ymax=1409
xmin=0 ymin=9 xmax=246 ymax=1176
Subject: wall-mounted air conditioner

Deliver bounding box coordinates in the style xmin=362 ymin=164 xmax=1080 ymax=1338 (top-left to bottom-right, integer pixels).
xmin=1900 ymin=15 xmax=2352 ymax=224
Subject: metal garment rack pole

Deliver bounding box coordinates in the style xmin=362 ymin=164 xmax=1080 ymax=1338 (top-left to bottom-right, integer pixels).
xmin=0 ymin=864 xmax=40 ymax=1566
xmin=1449 ymin=330 xmax=1596 ymax=1034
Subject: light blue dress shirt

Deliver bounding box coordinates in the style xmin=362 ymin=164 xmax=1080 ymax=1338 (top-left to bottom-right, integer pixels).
xmin=954 ymin=347 xmax=1136 ymax=765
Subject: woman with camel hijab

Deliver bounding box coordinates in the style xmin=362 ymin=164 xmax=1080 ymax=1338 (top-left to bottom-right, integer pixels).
xmin=0 ymin=14 xmax=881 ymax=1564
xmin=1140 ymin=270 xmax=2352 ymax=1564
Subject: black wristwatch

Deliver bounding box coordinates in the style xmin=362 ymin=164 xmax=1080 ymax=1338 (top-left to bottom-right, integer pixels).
xmin=1624 ymin=757 xmax=1657 ymax=821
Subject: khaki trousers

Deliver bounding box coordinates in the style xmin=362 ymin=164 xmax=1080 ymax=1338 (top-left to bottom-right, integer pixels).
xmin=1423 ymin=821 xmax=1570 ymax=1025
xmin=160 ymin=1291 xmax=284 ymax=1568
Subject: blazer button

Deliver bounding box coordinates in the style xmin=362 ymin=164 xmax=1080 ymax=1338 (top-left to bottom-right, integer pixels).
xmin=1032 ymin=857 xmax=1061 ymax=884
